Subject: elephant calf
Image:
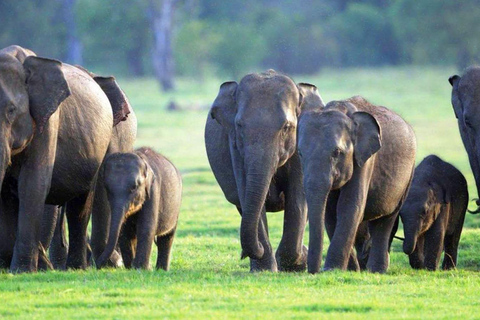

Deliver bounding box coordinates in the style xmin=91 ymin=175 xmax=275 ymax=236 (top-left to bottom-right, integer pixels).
xmin=96 ymin=147 xmax=182 ymax=270
xmin=298 ymin=96 xmax=416 ymax=273
xmin=400 ymin=155 xmax=468 ymax=271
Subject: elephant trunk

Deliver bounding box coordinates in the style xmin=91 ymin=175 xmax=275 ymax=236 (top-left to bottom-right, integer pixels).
xmin=464 ymin=134 xmax=480 ymax=213
xmin=305 ymin=178 xmax=331 ymax=274
xmin=402 ymin=220 xmax=419 ymax=255
xmin=96 ymin=201 xmax=125 ymax=268
xmin=239 ymin=147 xmax=276 ymax=261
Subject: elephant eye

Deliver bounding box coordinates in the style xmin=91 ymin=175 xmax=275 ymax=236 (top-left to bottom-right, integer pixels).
xmin=332 ymin=147 xmax=342 ymax=158
xmin=282 ymin=122 xmax=293 ymax=134
xmin=5 ymin=103 xmax=16 ymax=122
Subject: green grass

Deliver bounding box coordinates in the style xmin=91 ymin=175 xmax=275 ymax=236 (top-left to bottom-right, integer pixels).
xmin=2 ymin=66 xmax=480 ymax=319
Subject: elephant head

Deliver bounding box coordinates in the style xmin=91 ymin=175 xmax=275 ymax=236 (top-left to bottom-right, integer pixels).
xmin=210 ymin=70 xmax=322 ymax=260
xmin=0 ymin=46 xmax=70 ymax=191
xmin=297 ymin=103 xmax=381 ymax=272
xmin=400 ymin=183 xmax=447 ymax=255
xmin=96 ymin=152 xmax=154 ymax=268
xmin=449 ymin=68 xmax=480 ymax=212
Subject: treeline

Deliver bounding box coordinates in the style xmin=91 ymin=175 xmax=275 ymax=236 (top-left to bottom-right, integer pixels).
xmin=1 ymin=0 xmax=479 ymax=86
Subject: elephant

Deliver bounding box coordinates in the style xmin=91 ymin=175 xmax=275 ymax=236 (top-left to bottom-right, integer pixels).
xmin=95 ymin=147 xmax=182 ymax=270
xmin=297 ymin=96 xmax=416 ymax=273
xmin=42 ymin=65 xmax=138 ymax=270
xmin=400 ymin=155 xmax=468 ymax=270
xmin=0 ymin=45 xmax=135 ymax=272
xmin=205 ymin=69 xmax=324 ymax=272
xmin=449 ymin=67 xmax=480 ymax=213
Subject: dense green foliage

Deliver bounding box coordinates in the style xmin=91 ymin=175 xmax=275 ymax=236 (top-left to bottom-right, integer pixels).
xmin=1 ymin=1 xmax=479 ymax=79
xmin=1 ymin=66 xmax=480 ymax=318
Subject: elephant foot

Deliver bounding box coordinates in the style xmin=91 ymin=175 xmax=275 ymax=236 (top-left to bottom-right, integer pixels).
xmin=66 ymin=254 xmax=88 ymax=270
xmin=442 ymin=259 xmax=456 ymax=271
xmin=0 ymin=254 xmax=12 ymax=270
xmin=249 ymin=252 xmax=278 ymax=272
xmin=10 ymin=257 xmax=36 ymax=273
xmin=347 ymin=253 xmax=360 ymax=272
xmin=276 ymin=245 xmax=308 ymax=272
xmin=367 ymin=252 xmax=390 ymax=273
xmin=10 ymin=245 xmax=38 ymax=273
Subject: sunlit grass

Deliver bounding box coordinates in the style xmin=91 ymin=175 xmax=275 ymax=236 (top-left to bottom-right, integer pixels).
xmin=1 ymin=66 xmax=480 ymax=319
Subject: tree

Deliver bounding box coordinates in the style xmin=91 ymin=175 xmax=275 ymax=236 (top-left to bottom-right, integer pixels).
xmin=148 ymin=0 xmax=176 ymax=91
xmin=63 ymin=0 xmax=82 ymax=65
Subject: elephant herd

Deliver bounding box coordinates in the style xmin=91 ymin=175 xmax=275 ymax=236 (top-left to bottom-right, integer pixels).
xmin=206 ymin=68 xmax=478 ymax=273
xmin=0 ymin=43 xmax=478 ymax=275
xmin=0 ymin=45 xmax=181 ymax=273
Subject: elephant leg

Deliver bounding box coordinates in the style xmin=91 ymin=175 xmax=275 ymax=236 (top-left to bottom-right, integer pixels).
xmin=355 ymin=221 xmax=371 ymax=271
xmin=38 ymin=205 xmax=59 ymax=271
xmin=0 ymin=191 xmax=18 ymax=269
xmin=442 ymin=232 xmax=461 ymax=270
xmin=49 ymin=206 xmax=68 ymax=270
xmin=408 ymin=235 xmax=425 ymax=269
xmin=11 ymin=115 xmax=60 ymax=273
xmin=442 ymin=212 xmax=465 ymax=270
xmin=156 ymin=228 xmax=176 ymax=271
xmin=118 ymin=221 xmax=136 ymax=269
xmin=424 ymin=220 xmax=445 ymax=271
xmin=65 ymin=195 xmax=90 ymax=269
xmin=366 ymin=212 xmax=399 ymax=273
xmin=388 ymin=215 xmax=400 ymax=252
xmin=250 ymin=207 xmax=277 ymax=272
xmin=133 ymin=231 xmax=155 ymax=270
xmin=276 ymin=168 xmax=307 ymax=272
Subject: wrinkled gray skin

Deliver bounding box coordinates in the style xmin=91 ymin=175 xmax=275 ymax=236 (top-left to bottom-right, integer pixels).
xmin=205 ymin=70 xmax=323 ymax=272
xmin=0 ymin=45 xmax=135 ymax=272
xmin=96 ymin=147 xmax=181 ymax=270
xmin=40 ymin=65 xmax=138 ymax=270
xmin=400 ymin=155 xmax=468 ymax=270
xmin=449 ymin=67 xmax=480 ymax=213
xmin=298 ymin=97 xmax=416 ymax=273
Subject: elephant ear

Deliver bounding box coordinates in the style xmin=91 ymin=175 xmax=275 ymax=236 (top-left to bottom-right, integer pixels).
xmin=425 ymin=183 xmax=447 ymax=220
xmin=352 ymin=111 xmax=382 ymax=167
xmin=210 ymin=81 xmax=237 ymax=131
xmin=137 ymin=152 xmax=156 ymax=199
xmin=23 ymin=56 xmax=71 ymax=133
xmin=449 ymin=75 xmax=462 ymax=119
xmin=94 ymin=76 xmax=132 ymax=127
xmin=297 ymin=83 xmax=324 ymax=113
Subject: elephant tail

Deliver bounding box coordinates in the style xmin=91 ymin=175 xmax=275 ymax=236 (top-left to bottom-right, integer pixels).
xmin=468 ymin=198 xmax=480 ymax=214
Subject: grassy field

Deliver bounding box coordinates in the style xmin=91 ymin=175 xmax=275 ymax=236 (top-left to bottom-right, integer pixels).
xmin=2 ymin=66 xmax=480 ymax=319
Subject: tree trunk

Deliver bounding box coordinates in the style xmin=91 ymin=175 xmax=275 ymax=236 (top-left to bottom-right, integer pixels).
xmin=63 ymin=0 xmax=82 ymax=65
xmin=149 ymin=0 xmax=176 ymax=91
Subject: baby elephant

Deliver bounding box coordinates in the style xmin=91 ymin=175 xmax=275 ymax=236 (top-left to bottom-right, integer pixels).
xmin=96 ymin=147 xmax=182 ymax=270
xmin=400 ymin=155 xmax=468 ymax=270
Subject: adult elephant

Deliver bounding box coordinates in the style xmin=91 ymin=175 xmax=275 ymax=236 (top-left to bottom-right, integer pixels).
xmin=0 ymin=45 xmax=135 ymax=272
xmin=449 ymin=67 xmax=480 ymax=213
xmin=37 ymin=64 xmax=137 ymax=270
xmin=205 ymin=70 xmax=323 ymax=272
xmin=297 ymin=97 xmax=416 ymax=273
